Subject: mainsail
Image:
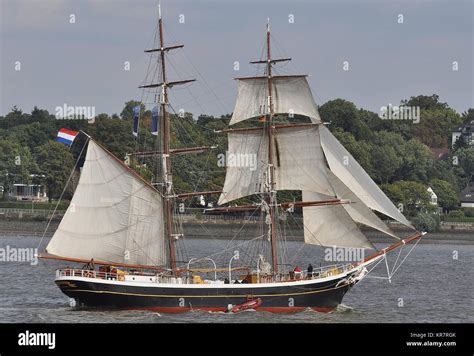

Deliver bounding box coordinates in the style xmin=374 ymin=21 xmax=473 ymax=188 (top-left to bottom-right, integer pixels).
xmin=46 ymin=139 xmax=167 ymax=266
xmin=218 ymin=121 xmax=413 ymax=245
xmin=230 ymin=76 xmax=321 ymax=125
xmin=218 ymin=126 xmax=334 ymax=204
xmin=220 ymin=54 xmax=415 ymax=250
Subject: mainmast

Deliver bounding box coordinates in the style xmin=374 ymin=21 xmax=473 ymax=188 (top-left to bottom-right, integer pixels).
xmin=264 ymin=20 xmax=279 ymax=274
xmin=207 ymin=21 xmax=421 ymax=275
xmin=254 ymin=20 xmax=292 ymax=274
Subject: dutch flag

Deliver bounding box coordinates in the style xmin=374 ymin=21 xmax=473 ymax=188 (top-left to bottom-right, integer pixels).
xmin=57 ymin=128 xmax=80 ymax=146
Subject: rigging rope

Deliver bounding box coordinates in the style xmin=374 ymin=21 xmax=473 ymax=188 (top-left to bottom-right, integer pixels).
xmin=390 ymin=237 xmax=422 ymax=277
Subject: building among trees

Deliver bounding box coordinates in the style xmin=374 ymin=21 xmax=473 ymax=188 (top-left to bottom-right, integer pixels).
xmin=452 ymin=120 xmax=474 ymax=148
xmin=460 ymin=182 xmax=474 ymax=208
xmin=427 ymin=187 xmax=438 ymax=206
xmin=9 ymin=184 xmax=48 ymax=202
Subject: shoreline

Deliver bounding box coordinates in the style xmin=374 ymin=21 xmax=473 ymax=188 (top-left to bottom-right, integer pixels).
xmin=0 ymin=219 xmax=473 ymax=245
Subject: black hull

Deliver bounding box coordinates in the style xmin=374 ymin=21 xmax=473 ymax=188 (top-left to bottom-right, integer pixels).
xmin=56 ymin=273 xmax=356 ymax=313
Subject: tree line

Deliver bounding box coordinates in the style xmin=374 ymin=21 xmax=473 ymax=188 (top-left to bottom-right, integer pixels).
xmin=0 ymin=94 xmax=473 ymax=231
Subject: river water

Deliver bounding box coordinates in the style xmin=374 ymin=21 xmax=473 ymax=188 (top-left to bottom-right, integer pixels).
xmin=0 ymin=235 xmax=472 ymax=323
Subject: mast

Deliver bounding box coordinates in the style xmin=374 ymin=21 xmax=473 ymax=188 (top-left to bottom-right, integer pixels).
xmin=158 ymin=4 xmax=176 ymax=271
xmin=140 ymin=4 xmax=225 ymax=270
xmin=264 ymin=19 xmax=279 ymax=274
xmin=215 ymin=22 xmax=420 ymax=268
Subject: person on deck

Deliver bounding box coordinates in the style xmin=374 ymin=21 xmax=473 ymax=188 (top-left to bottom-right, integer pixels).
xmin=83 ymin=258 xmax=95 ymax=271
xmin=307 ymin=264 xmax=313 ymax=279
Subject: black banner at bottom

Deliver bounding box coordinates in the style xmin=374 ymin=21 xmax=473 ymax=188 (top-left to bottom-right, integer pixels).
xmin=0 ymin=323 xmax=472 ymax=354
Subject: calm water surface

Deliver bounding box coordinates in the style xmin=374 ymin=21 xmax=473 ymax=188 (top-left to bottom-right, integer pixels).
xmin=0 ymin=235 xmax=472 ymax=323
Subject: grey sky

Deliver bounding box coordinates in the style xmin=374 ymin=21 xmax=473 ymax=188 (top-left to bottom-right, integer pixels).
xmin=0 ymin=0 xmax=472 ymax=119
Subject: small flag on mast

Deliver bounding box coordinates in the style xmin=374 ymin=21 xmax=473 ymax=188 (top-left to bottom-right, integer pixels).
xmin=151 ymin=106 xmax=159 ymax=136
xmin=56 ymin=128 xmax=79 ymax=146
xmin=132 ymin=106 xmax=140 ymax=137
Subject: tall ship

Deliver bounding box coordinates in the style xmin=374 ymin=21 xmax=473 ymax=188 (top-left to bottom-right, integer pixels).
xmin=40 ymin=5 xmax=424 ymax=313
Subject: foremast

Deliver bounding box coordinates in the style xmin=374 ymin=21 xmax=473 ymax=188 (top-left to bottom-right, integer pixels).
xmin=157 ymin=5 xmax=176 ymax=271
xmin=140 ymin=4 xmax=196 ymax=271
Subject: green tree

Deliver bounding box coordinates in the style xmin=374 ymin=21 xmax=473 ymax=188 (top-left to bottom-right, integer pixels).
xmin=411 ymin=212 xmax=439 ymax=232
xmin=429 ymin=179 xmax=459 ymax=212
xmin=331 ymin=129 xmax=373 ymax=174
xmin=370 ymin=131 xmax=405 ymax=183
xmin=319 ymin=99 xmax=372 ymax=140
xmin=401 ymin=95 xmax=462 ymax=148
xmin=120 ymin=101 xmax=146 ymax=120
xmin=381 ymin=181 xmax=432 ymax=216
xmin=398 ymin=138 xmax=434 ymax=182
xmin=0 ymin=140 xmax=38 ymax=198
xmin=87 ymin=116 xmax=135 ymax=160
xmin=454 ymin=147 xmax=474 ymax=180
xmin=401 ymin=94 xmax=448 ymax=111
xmin=447 ymin=210 xmax=464 ymax=218
xmin=370 ymin=145 xmax=400 ymax=184
xmin=34 ymin=141 xmax=74 ymax=202
xmin=430 ymin=159 xmax=460 ymax=192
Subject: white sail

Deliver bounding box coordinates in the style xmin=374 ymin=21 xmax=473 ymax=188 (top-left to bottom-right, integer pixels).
xmin=46 ymin=140 xmax=167 ymax=266
xmin=302 ymin=191 xmax=374 ymax=249
xmin=218 ymin=127 xmax=334 ymax=204
xmin=218 ymin=130 xmax=268 ymax=205
xmin=274 ymin=127 xmax=333 ymax=193
xmin=319 ymin=126 xmax=414 ymax=229
xmin=328 ymin=171 xmax=399 ymax=239
xmin=230 ymin=76 xmax=321 ymax=125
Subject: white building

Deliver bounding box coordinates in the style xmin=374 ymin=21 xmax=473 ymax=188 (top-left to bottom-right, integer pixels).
xmin=9 ymin=184 xmax=48 ymax=202
xmin=427 ymin=187 xmax=438 ymax=206
xmin=460 ymin=183 xmax=474 ymax=208
xmin=452 ymin=120 xmax=474 ymax=148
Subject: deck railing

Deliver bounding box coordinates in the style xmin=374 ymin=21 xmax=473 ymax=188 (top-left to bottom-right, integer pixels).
xmin=56 ymin=269 xmax=118 ymax=280
xmin=275 ymin=262 xmax=355 ymax=282
xmin=56 ymin=262 xmax=356 ymax=285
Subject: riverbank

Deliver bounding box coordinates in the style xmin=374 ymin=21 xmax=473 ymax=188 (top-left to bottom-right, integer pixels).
xmin=0 ymin=219 xmax=473 ymax=244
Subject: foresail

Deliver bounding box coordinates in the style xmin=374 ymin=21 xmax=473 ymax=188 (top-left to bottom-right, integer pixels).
xmin=230 ymin=76 xmax=321 ymax=125
xmin=218 ymin=127 xmax=334 ymax=204
xmin=328 ymin=171 xmax=399 ymax=239
xmin=319 ymin=126 xmax=414 ymax=229
xmin=302 ymin=191 xmax=374 ymax=249
xmin=46 ymin=140 xmax=167 ymax=266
